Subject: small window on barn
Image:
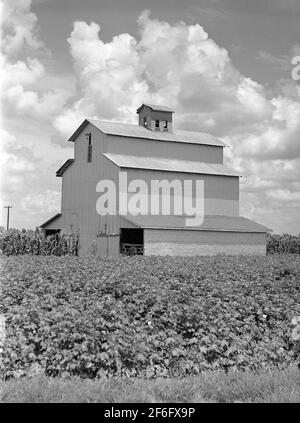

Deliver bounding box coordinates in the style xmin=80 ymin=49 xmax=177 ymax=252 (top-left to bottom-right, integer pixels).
xmin=86 ymin=133 xmax=92 ymax=162
xmin=143 ymin=116 xmax=147 ymax=127
xmin=163 ymin=120 xmax=168 ymax=129
xmin=155 ymin=120 xmax=160 ymax=129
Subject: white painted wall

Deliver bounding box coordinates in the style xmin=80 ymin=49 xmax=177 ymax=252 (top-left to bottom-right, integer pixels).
xmin=144 ymin=229 xmax=266 ymax=256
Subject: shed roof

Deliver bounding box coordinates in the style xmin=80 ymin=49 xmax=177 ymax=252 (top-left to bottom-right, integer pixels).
xmin=56 ymin=159 xmax=74 ymax=177
xmin=68 ymin=119 xmax=226 ymax=147
xmin=121 ymin=215 xmax=271 ymax=233
xmin=40 ymin=213 xmax=62 ymax=228
xmin=103 ymin=153 xmax=240 ymax=177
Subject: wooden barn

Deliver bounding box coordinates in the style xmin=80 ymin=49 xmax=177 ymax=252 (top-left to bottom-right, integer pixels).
xmin=40 ymin=104 xmax=271 ymax=256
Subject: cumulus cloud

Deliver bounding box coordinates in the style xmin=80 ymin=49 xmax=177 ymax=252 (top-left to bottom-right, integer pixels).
xmin=0 ymin=128 xmax=62 ymax=226
xmin=1 ymin=0 xmax=46 ymax=55
xmin=0 ymin=0 xmax=73 ymax=227
xmin=1 ymin=57 xmax=45 ymax=88
xmin=3 ymin=84 xmax=71 ymax=119
xmin=1 ymin=54 xmax=72 ymax=121
xmin=1 ymin=0 xmax=73 ymax=122
xmin=0 ymin=129 xmax=37 ymax=195
xmin=20 ymin=189 xmax=61 ymax=215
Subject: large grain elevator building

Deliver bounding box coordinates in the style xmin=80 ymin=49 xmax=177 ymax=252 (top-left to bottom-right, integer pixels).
xmin=40 ymin=104 xmax=270 ymax=256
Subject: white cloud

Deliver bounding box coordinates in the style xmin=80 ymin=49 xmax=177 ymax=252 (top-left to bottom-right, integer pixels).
xmin=0 ymin=0 xmax=73 ymax=229
xmin=1 ymin=57 xmax=45 ymax=89
xmin=266 ymin=189 xmax=300 ymax=202
xmin=1 ymin=0 xmax=73 ymax=122
xmin=1 ymin=53 xmax=72 ymax=121
xmin=0 ymin=128 xmax=37 ymax=195
xmin=3 ymin=84 xmax=71 ymax=119
xmin=20 ymin=189 xmax=61 ymax=215
xmin=1 ymin=0 xmax=45 ymax=55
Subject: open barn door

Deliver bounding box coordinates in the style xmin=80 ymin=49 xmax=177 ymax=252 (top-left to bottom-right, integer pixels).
xmin=120 ymin=228 xmax=144 ymax=255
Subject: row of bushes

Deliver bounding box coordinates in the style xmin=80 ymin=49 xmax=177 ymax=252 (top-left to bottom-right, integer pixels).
xmin=1 ymin=254 xmax=299 ymax=379
xmin=0 ymin=229 xmax=79 ymax=256
xmin=267 ymin=233 xmax=300 ymax=254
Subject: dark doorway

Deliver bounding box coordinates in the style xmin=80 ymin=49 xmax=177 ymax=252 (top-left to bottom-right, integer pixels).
xmin=45 ymin=229 xmax=61 ymax=238
xmin=120 ymin=228 xmax=144 ymax=255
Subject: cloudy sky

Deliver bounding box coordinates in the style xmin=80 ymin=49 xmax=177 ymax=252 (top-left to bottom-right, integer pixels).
xmin=1 ymin=0 xmax=300 ymax=234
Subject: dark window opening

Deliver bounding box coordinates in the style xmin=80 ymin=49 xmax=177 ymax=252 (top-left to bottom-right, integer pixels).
xmin=87 ymin=145 xmax=92 ymax=162
xmin=155 ymin=120 xmax=160 ymax=129
xmin=120 ymin=228 xmax=144 ymax=255
xmin=164 ymin=120 xmax=168 ymax=129
xmin=143 ymin=116 xmax=147 ymax=127
xmin=86 ymin=133 xmax=92 ymax=162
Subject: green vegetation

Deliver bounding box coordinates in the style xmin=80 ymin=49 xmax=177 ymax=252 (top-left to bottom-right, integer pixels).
xmin=0 ymin=228 xmax=79 ymax=256
xmin=1 ymin=254 xmax=299 ymax=380
xmin=267 ymin=233 xmax=300 ymax=254
xmin=1 ymin=366 xmax=299 ymax=403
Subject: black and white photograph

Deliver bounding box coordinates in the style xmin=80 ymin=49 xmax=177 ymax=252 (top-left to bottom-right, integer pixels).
xmin=0 ymin=0 xmax=300 ymax=408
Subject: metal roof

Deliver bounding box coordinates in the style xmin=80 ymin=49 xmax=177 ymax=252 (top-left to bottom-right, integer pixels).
xmin=103 ymin=153 xmax=239 ymax=177
xmin=56 ymin=159 xmax=74 ymax=177
xmin=68 ymin=119 xmax=226 ymax=147
xmin=40 ymin=213 xmax=62 ymax=228
xmin=121 ymin=215 xmax=272 ymax=233
xmin=136 ymin=103 xmax=175 ymax=113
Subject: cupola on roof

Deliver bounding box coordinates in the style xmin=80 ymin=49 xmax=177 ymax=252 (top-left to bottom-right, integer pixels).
xmin=136 ymin=103 xmax=175 ymax=132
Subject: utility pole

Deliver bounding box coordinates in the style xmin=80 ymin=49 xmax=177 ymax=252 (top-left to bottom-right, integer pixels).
xmin=4 ymin=205 xmax=12 ymax=230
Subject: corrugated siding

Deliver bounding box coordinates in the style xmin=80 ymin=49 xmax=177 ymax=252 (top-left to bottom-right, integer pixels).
xmin=144 ymin=229 xmax=266 ymax=256
xmin=107 ymin=135 xmax=224 ymax=163
xmin=125 ymin=169 xmax=239 ymax=216
xmin=61 ymin=122 xmax=121 ymax=254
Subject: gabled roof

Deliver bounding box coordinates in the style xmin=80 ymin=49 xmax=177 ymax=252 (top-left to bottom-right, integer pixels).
xmin=136 ymin=103 xmax=175 ymax=113
xmin=68 ymin=118 xmax=226 ymax=147
xmin=121 ymin=215 xmax=272 ymax=233
xmin=40 ymin=213 xmax=62 ymax=228
xmin=56 ymin=159 xmax=74 ymax=177
xmin=103 ymin=153 xmax=240 ymax=177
